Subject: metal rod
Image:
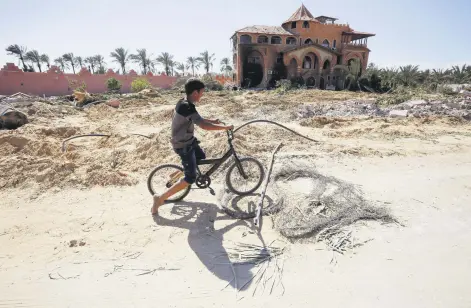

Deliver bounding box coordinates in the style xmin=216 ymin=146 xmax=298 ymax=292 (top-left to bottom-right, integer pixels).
xmin=254 ymin=142 xmax=283 ymax=226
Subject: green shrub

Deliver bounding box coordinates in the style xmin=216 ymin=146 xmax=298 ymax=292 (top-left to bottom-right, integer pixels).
xmin=106 ymin=77 xmax=121 ymax=92
xmin=274 ymin=79 xmax=292 ymax=94
xmin=131 ymin=78 xmax=151 ymax=93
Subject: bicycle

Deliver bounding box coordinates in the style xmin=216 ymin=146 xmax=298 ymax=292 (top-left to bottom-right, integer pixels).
xmin=147 ymin=128 xmax=265 ymax=204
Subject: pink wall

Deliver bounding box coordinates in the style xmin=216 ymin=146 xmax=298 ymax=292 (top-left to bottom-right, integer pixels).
xmin=0 ymin=63 xmax=178 ymax=96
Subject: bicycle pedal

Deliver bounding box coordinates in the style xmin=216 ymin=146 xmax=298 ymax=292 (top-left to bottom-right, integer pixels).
xmin=209 ymin=187 xmax=216 ymax=196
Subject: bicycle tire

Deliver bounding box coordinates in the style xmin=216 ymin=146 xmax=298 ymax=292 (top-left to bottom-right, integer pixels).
xmin=225 ymin=157 xmax=265 ymax=196
xmin=147 ymin=164 xmax=191 ymax=202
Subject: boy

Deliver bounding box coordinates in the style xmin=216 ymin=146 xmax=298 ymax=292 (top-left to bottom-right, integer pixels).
xmin=151 ymin=78 xmax=233 ymax=215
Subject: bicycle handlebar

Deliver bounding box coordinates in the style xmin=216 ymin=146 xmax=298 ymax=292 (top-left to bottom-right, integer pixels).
xmin=218 ymin=120 xmax=234 ymax=141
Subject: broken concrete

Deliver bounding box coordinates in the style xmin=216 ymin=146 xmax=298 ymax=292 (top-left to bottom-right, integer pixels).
xmin=389 ymin=110 xmax=408 ymax=118
xmin=402 ymin=100 xmax=427 ymax=109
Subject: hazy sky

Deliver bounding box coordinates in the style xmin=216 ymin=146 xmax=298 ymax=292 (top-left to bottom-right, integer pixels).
xmin=1 ymin=0 xmax=469 ymax=73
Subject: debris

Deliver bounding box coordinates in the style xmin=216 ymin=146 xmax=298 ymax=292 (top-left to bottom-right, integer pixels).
xmin=0 ymin=105 xmax=28 ymax=130
xmin=389 ymin=110 xmax=408 ymax=118
xmin=106 ymin=99 xmax=120 ymax=108
xmin=270 ymin=161 xmax=397 ymax=242
xmin=69 ymin=240 xmax=78 ymax=247
xmin=138 ymin=88 xmax=160 ymax=98
xmin=402 ymin=100 xmax=427 ymax=109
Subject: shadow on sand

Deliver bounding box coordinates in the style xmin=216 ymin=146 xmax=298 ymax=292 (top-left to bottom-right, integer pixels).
xmin=153 ymin=199 xmax=267 ymax=291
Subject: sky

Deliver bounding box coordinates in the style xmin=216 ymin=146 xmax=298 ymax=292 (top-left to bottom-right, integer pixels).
xmin=1 ymin=0 xmax=470 ymax=74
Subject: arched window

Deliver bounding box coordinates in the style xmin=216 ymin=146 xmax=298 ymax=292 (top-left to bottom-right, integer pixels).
xmin=333 ymin=40 xmax=337 ymax=49
xmin=271 ymin=36 xmax=282 ymax=44
xmin=322 ymin=39 xmax=330 ymax=48
xmin=240 ymin=35 xmax=252 ymax=44
xmin=303 ymin=56 xmax=312 ymax=69
xmin=257 ymin=35 xmax=269 ymax=44
xmin=323 ymin=60 xmax=331 ymax=70
xmin=286 ymin=37 xmax=297 ymax=45
xmin=303 ymin=21 xmax=309 ymax=28
xmin=304 ymin=39 xmax=313 ymax=45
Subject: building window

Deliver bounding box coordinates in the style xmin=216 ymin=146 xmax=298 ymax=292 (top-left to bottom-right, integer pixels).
xmin=240 ymin=35 xmax=252 ymax=44
xmin=276 ymin=53 xmax=283 ymax=64
xmin=322 ymin=39 xmax=330 ymax=48
xmin=337 ymin=56 xmax=342 ymax=65
xmin=333 ymin=40 xmax=337 ymax=49
xmin=271 ymin=36 xmax=282 ymax=44
xmin=303 ymin=56 xmax=312 ymax=69
xmin=247 ymin=56 xmax=261 ymax=64
xmin=291 ymin=22 xmax=297 ymax=29
xmin=304 ymin=38 xmax=313 ymax=45
xmin=286 ymin=37 xmax=297 ymax=45
xmin=257 ymin=35 xmax=269 ymax=44
xmin=303 ymin=21 xmax=309 ymax=28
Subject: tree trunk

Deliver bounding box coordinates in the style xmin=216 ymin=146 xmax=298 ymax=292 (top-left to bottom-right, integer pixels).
xmin=192 ymin=66 xmax=195 ymax=76
xmin=20 ymin=56 xmax=27 ymax=71
xmin=37 ymin=62 xmax=42 ymax=72
xmin=71 ymin=63 xmax=76 ymax=74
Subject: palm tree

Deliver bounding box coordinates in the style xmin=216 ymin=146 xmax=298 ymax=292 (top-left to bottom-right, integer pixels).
xmin=6 ymin=44 xmax=28 ymax=71
xmin=94 ymin=55 xmax=106 ymax=74
xmin=62 ymin=53 xmax=77 ymax=74
xmin=451 ymin=64 xmax=471 ymax=84
xmin=197 ymin=51 xmax=215 ymax=74
xmin=130 ymin=49 xmax=152 ymax=75
xmin=186 ymin=57 xmax=200 ymax=76
xmin=75 ymin=56 xmax=84 ymax=69
xmin=379 ymin=68 xmax=399 ymax=90
xmin=40 ymin=54 xmax=50 ymax=69
xmin=176 ymin=62 xmax=187 ymax=75
xmin=220 ymin=57 xmax=233 ymax=76
xmin=156 ymin=52 xmax=174 ymax=76
xmin=25 ymin=50 xmax=42 ymax=72
xmin=110 ymin=47 xmax=130 ymax=74
xmin=54 ymin=57 xmax=69 ymax=72
xmin=85 ymin=57 xmax=96 ymax=73
xmin=397 ymin=65 xmax=421 ymax=87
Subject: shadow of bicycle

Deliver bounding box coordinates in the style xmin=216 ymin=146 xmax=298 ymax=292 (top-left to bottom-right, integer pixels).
xmin=152 ymin=199 xmax=268 ymax=291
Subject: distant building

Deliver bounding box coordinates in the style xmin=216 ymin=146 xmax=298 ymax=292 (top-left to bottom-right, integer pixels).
xmin=231 ymin=4 xmax=375 ymax=89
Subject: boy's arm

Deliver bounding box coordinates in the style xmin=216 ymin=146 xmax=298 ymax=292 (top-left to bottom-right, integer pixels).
xmin=204 ymin=118 xmax=221 ymax=124
xmin=187 ymin=109 xmax=231 ymax=131
xmin=198 ymin=121 xmax=233 ymax=131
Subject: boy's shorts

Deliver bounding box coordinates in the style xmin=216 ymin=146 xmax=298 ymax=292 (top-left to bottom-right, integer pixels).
xmin=174 ymin=139 xmax=206 ymax=184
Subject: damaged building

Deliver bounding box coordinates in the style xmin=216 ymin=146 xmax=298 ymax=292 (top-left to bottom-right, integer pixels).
xmin=231 ymin=4 xmax=375 ymax=89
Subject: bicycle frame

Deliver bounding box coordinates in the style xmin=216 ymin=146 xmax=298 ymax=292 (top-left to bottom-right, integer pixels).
xmin=196 ymin=130 xmax=248 ymax=179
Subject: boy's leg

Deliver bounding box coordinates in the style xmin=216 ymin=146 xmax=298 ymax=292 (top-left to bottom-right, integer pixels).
xmin=194 ymin=142 xmax=206 ymax=161
xmin=152 ymin=145 xmax=197 ymax=215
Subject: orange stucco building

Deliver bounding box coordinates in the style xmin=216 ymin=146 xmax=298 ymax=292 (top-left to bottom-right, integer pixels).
xmin=231 ymin=4 xmax=375 ymax=89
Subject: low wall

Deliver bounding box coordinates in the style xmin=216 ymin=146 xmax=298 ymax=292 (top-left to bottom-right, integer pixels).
xmin=0 ymin=63 xmax=178 ymax=96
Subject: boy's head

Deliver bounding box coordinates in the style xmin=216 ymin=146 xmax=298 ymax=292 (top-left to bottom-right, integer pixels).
xmin=185 ymin=78 xmax=205 ymax=102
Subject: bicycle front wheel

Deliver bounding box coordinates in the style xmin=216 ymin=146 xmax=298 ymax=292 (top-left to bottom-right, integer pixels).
xmin=225 ymin=157 xmax=265 ymax=196
xmin=147 ymin=164 xmax=191 ymax=202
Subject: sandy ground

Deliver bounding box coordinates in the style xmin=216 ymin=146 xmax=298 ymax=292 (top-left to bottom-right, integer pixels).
xmin=1 ymin=90 xmax=471 ymax=307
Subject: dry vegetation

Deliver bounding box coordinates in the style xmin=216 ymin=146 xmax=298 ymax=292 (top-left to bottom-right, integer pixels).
xmin=1 ymin=89 xmax=470 ymax=194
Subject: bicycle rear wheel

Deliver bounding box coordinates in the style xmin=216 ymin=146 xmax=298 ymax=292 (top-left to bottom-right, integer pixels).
xmin=225 ymin=157 xmax=265 ymax=196
xmin=147 ymin=164 xmax=191 ymax=202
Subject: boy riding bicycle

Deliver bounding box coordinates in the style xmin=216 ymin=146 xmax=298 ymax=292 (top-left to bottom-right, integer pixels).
xmin=151 ymin=78 xmax=233 ymax=215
